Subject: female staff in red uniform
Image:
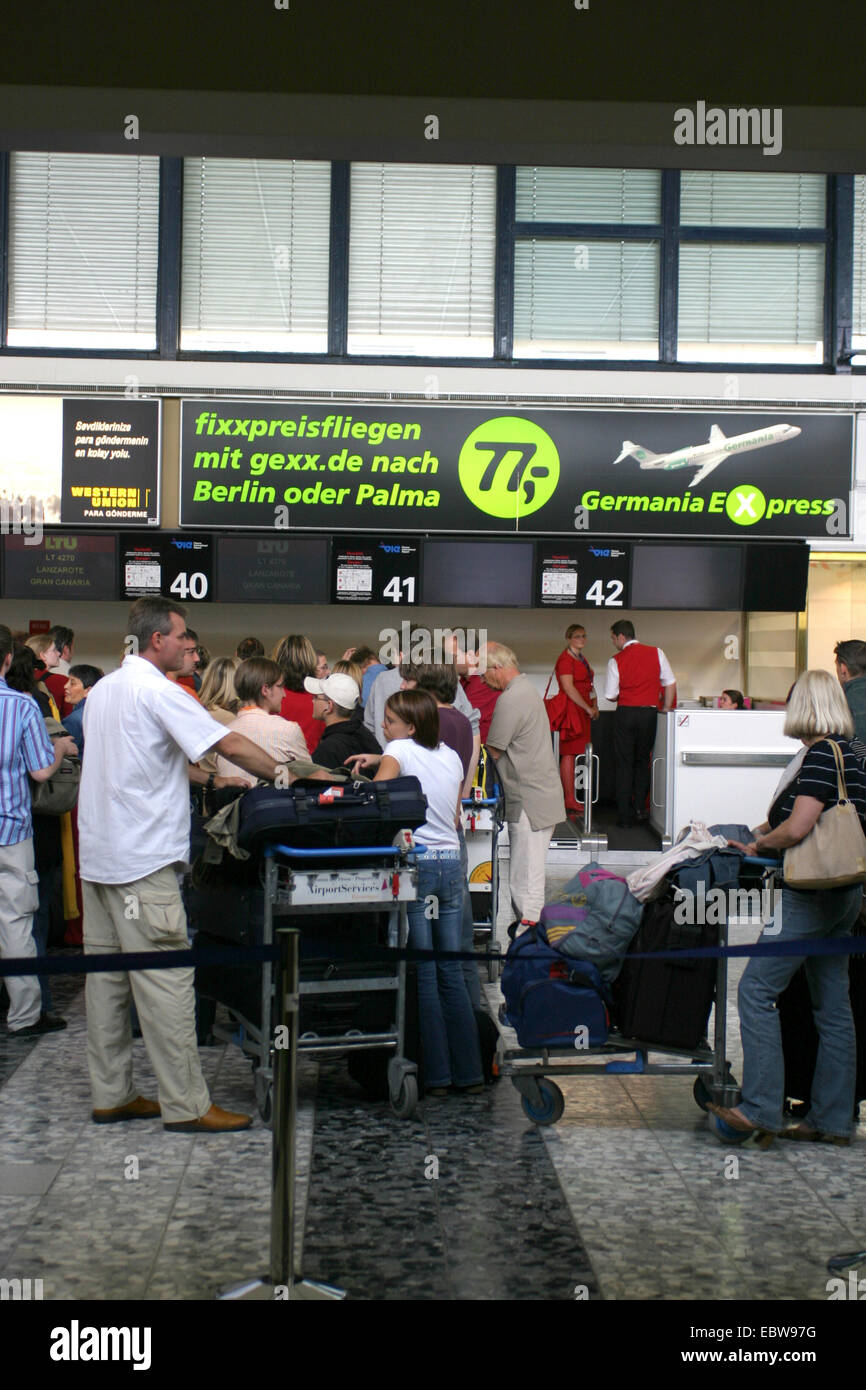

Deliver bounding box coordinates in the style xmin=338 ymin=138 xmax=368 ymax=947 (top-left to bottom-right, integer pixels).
xmin=554 ymin=624 xmax=598 ymax=818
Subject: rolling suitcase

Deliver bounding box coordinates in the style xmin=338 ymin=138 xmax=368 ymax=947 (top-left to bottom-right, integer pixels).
xmin=779 ymin=954 xmax=866 ymax=1110
xmin=614 ymin=888 xmax=716 ymax=1050
xmin=237 ymin=776 xmax=427 ymax=852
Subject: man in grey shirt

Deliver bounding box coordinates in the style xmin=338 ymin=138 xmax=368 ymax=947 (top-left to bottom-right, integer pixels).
xmin=485 ymin=642 xmax=565 ymax=925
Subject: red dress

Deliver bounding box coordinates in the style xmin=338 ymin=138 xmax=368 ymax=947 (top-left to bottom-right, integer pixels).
xmin=554 ymin=650 xmax=594 ymax=755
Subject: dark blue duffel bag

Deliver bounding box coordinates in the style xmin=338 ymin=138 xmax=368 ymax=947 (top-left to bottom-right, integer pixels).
xmin=501 ymin=927 xmax=611 ymax=1050
xmin=237 ymin=775 xmax=428 ymax=852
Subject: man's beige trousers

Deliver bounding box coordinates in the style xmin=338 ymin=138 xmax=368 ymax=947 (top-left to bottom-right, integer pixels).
xmin=83 ymin=866 xmax=211 ymax=1124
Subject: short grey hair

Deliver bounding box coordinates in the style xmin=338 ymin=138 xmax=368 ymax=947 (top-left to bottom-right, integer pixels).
xmin=484 ymin=641 xmax=519 ymax=671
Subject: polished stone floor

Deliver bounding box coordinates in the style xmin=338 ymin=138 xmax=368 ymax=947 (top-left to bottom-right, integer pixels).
xmin=1 ymin=876 xmax=863 ymax=1303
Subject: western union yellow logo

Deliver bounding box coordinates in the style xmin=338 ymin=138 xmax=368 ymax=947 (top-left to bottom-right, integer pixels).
xmin=70 ymin=487 xmax=146 ymax=508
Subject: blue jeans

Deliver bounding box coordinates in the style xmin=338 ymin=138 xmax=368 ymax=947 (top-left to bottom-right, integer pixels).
xmin=737 ymin=884 xmax=860 ymax=1136
xmin=408 ymin=856 xmax=483 ymax=1089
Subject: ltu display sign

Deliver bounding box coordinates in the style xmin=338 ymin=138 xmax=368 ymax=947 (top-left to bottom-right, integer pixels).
xmin=178 ymin=402 xmax=853 ymax=538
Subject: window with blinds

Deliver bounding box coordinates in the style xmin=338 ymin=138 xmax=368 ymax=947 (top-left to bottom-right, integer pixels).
xmin=347 ymin=164 xmax=495 ymax=356
xmin=7 ymin=153 xmax=159 ymax=349
xmin=678 ymin=244 xmax=825 ymax=364
xmin=680 ymin=171 xmax=825 ymax=227
xmin=513 ymin=168 xmax=660 ymax=359
xmin=516 ymin=167 xmax=661 ymax=224
xmin=851 ymin=176 xmax=866 ymax=352
xmin=181 ymin=158 xmax=331 ymax=352
xmin=513 ymin=240 xmax=659 ymax=359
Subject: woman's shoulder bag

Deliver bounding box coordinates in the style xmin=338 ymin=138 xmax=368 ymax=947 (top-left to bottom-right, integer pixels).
xmin=30 ymin=715 xmax=80 ymax=816
xmin=783 ymin=740 xmax=866 ymax=889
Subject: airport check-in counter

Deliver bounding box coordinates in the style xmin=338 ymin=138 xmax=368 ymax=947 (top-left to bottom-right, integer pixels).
xmin=650 ymin=709 xmax=801 ymax=848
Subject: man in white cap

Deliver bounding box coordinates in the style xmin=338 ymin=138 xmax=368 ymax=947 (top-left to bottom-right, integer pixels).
xmin=304 ymin=672 xmax=381 ymax=769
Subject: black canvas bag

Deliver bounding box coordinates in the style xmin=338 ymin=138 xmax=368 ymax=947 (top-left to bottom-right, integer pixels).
xmin=237 ymin=776 xmax=427 ymax=852
xmin=613 ymin=889 xmax=717 ymax=1050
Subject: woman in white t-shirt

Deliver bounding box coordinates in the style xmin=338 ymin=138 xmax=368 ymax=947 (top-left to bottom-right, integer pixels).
xmin=348 ymin=689 xmax=483 ymax=1095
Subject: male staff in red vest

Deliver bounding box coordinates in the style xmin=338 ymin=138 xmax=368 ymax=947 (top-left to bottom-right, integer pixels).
xmin=604 ymin=619 xmax=676 ymax=828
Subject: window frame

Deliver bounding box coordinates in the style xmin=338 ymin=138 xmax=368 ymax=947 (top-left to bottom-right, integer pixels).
xmin=0 ymin=155 xmax=853 ymax=374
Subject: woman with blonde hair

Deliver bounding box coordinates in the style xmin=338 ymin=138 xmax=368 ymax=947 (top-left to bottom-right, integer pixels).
xmin=273 ymin=633 xmax=322 ymax=753
xmin=709 ymin=669 xmax=866 ymax=1147
xmin=196 ymin=656 xmax=241 ymax=777
xmin=199 ymin=655 xmax=240 ymax=722
xmin=333 ymin=657 xmax=365 ymax=692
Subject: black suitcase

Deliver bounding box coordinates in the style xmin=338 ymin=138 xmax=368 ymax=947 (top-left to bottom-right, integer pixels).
xmin=779 ymin=955 xmax=866 ymax=1110
xmin=191 ymin=873 xmax=400 ymax=1040
xmin=237 ymin=776 xmax=427 ymax=852
xmin=613 ymin=890 xmax=716 ymax=1050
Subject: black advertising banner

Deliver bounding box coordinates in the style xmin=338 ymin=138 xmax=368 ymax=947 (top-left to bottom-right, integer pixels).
xmin=122 ymin=533 xmax=213 ymax=603
xmin=4 ymin=533 xmax=117 ymax=601
xmin=62 ymin=399 xmax=160 ymax=525
xmin=332 ymin=535 xmax=419 ymax=605
xmin=179 ymin=401 xmax=854 ymax=539
xmin=536 ymin=541 xmax=631 ymax=609
xmin=217 ymin=535 xmax=330 ymax=604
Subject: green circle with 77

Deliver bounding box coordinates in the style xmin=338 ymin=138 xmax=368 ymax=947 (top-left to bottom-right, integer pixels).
xmin=458 ymin=417 xmax=560 ymax=519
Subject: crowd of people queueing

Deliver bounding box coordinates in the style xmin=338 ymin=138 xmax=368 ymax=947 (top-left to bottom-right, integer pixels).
xmin=0 ymin=606 xmax=567 ymax=1132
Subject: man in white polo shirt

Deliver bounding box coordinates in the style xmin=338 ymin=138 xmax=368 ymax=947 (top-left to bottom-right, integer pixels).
xmin=79 ymin=597 xmax=288 ymax=1134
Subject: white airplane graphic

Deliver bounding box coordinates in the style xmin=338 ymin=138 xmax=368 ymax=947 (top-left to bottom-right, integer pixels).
xmin=613 ymin=422 xmax=802 ymax=487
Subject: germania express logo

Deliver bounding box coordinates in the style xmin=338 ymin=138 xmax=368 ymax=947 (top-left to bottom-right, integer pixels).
xmin=578 ymin=483 xmax=834 ymax=525
xmin=458 ymin=417 xmax=559 ymax=519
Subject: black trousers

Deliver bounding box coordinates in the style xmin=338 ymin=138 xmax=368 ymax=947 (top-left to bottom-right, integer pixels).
xmin=613 ymin=706 xmax=658 ymax=822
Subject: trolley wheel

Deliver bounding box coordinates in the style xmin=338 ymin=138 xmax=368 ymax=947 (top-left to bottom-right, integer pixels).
xmin=693 ymin=1076 xmax=712 ymax=1112
xmin=521 ymin=1078 xmax=564 ymax=1126
xmin=390 ymin=1073 xmax=418 ymax=1119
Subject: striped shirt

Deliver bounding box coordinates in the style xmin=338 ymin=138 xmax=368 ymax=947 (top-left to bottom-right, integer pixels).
xmin=769 ymin=737 xmax=866 ymax=830
xmin=0 ymin=679 xmax=56 ymax=846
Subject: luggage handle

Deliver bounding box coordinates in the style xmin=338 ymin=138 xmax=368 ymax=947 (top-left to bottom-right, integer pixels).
xmin=266 ymin=843 xmax=402 ymax=862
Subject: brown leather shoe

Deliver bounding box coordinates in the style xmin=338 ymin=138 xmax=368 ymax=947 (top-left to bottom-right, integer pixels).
xmin=780 ymin=1123 xmax=852 ymax=1147
xmin=92 ymin=1096 xmax=161 ymax=1125
xmin=163 ymin=1103 xmax=252 ymax=1133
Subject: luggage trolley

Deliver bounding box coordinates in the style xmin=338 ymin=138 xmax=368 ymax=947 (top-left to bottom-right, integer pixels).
xmin=203 ymin=840 xmax=420 ymax=1122
xmin=462 ymin=787 xmax=505 ymax=982
xmin=497 ymin=856 xmax=780 ymax=1126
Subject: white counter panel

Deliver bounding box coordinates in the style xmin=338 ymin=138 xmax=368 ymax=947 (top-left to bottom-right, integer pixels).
xmin=652 ymin=710 xmax=800 ymax=841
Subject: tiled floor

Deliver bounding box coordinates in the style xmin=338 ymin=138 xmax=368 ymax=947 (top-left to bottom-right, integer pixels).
xmin=1 ymin=870 xmax=863 ymax=1303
